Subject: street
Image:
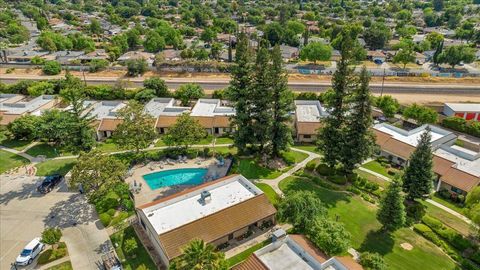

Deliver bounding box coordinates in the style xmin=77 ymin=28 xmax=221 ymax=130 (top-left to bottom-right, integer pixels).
xmin=0 ymin=175 xmax=110 ymax=270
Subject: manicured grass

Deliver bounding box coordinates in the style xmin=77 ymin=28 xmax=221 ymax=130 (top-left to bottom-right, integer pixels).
xmin=154 ymin=138 xmax=166 ymax=147
xmin=431 ymin=194 xmax=466 ymax=215
xmin=110 ymin=226 xmax=156 ymax=270
xmin=227 ymin=239 xmax=271 ymax=267
xmin=279 ymin=176 xmax=457 ymax=270
xmin=293 ymin=143 xmax=321 ymax=154
xmin=96 ymin=139 xmax=122 ymax=152
xmin=215 ymin=136 xmax=234 ymax=145
xmin=212 ymin=146 xmax=238 ymax=155
xmin=354 ymin=169 xmax=389 ymax=188
xmin=283 ymin=149 xmax=309 ymax=163
xmin=197 ymin=136 xmax=214 ymax=145
xmin=255 ymin=183 xmax=280 ymax=205
xmin=0 ymin=149 xmax=29 ymax=173
xmin=420 ymin=200 xmax=471 ymax=237
xmin=37 ymin=243 xmax=68 ymax=265
xmin=0 ymin=134 xmax=33 ymax=150
xmin=362 ymin=160 xmax=394 ymax=179
xmin=46 ymin=261 xmax=73 ymax=270
xmin=25 ymin=143 xmax=72 ymax=158
xmin=35 ymin=158 xmax=77 ymax=176
xmin=236 ymin=158 xmax=283 ymax=180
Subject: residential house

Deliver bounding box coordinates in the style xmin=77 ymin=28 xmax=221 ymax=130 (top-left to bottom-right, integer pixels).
xmin=294 ymin=100 xmax=329 ymax=142
xmin=7 ymin=51 xmax=49 ymax=63
xmin=233 ymin=230 xmax=363 ymax=270
xmin=145 ymin=98 xmax=190 ymax=134
xmin=0 ymin=95 xmax=58 ymax=125
xmin=117 ymin=51 xmax=155 ymax=66
xmin=88 ymin=101 xmax=126 ymax=140
xmin=78 ymin=49 xmax=109 ymax=63
xmin=367 ymin=50 xmax=386 ymax=64
xmin=331 ymin=50 xmax=341 ymax=61
xmin=373 ymin=123 xmax=456 ymax=166
xmin=443 ymin=103 xmax=480 ymax=121
xmin=161 ymin=49 xmax=182 ymax=62
xmin=415 ymin=52 xmax=427 ymax=64
xmin=43 ymin=51 xmax=85 ymax=64
xmin=279 ymin=45 xmax=300 ymax=62
xmin=136 ymin=174 xmax=277 ymax=267
xmin=190 ymin=99 xmax=235 ymax=135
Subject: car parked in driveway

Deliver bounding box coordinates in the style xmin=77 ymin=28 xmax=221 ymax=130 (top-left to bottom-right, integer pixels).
xmin=15 ymin=237 xmax=44 ymax=266
xmin=37 ymin=174 xmax=64 ymax=194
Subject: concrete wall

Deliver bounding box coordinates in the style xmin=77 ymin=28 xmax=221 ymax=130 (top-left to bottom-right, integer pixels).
xmin=136 ymin=210 xmax=171 ymax=267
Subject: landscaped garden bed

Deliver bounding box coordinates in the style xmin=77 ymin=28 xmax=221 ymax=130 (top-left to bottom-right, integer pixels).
xmin=110 ymin=226 xmax=156 ymax=270
xmin=37 ymin=242 xmax=68 ymax=266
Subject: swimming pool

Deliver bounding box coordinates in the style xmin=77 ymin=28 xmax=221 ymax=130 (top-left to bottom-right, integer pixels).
xmin=142 ymin=168 xmax=208 ymax=190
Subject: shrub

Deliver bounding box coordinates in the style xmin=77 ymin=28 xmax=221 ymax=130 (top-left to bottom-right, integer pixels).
xmin=328 ymin=175 xmax=347 ymax=185
xmin=361 ymin=193 xmax=376 ymax=204
xmin=364 ymin=182 xmax=379 ymax=191
xmin=107 ymin=209 xmax=116 ymax=216
xmin=414 ymin=224 xmax=441 ymax=245
xmin=347 ymin=186 xmax=362 ymax=195
xmin=470 ymin=251 xmax=480 ymax=265
xmin=423 ymin=214 xmax=473 ymax=251
xmin=437 ymin=189 xmax=451 ymax=199
xmin=422 ymin=215 xmax=443 ymax=230
xmin=442 ymin=116 xmax=467 ymax=132
xmin=316 ymin=163 xmax=335 ymax=176
xmin=124 ymin=237 xmax=138 ymax=256
xmin=305 ymin=160 xmax=317 ymax=171
xmin=359 ymin=252 xmax=387 ymax=270
xmin=42 ymin=61 xmax=62 ymax=75
xmin=461 ymin=259 xmax=479 ymax=270
xmin=99 ymin=213 xmax=112 ymax=227
xmin=110 ymin=211 xmax=130 ymax=226
xmin=41 ymin=227 xmax=62 ymax=245
xmin=31 ymin=56 xmax=46 ymax=65
xmin=405 ymin=202 xmax=426 ymax=222
xmin=89 ymin=59 xmax=109 ymax=73
xmin=126 ymin=58 xmax=148 ymax=77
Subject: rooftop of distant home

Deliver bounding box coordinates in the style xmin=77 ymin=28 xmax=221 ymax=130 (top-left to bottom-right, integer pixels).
xmin=88 ymin=100 xmax=126 ymax=119
xmin=139 ymin=174 xmax=263 ymax=235
xmin=444 ymin=103 xmax=480 ymax=113
xmin=435 ymin=144 xmax=480 ymax=177
xmin=295 ymin=100 xmax=329 ymax=123
xmin=373 ymin=123 xmax=455 ymax=147
xmin=190 ymin=99 xmax=235 ymax=117
xmin=144 ymin=98 xmax=190 ymax=117
xmin=0 ymin=95 xmax=56 ymax=115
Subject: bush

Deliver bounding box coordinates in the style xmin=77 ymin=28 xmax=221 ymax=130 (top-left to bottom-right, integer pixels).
xmin=124 ymin=237 xmax=138 ymax=256
xmin=42 ymin=61 xmax=62 ymax=75
xmin=126 ymin=58 xmax=148 ymax=77
xmin=41 ymin=227 xmax=62 ymax=245
xmin=359 ymin=252 xmax=387 ymax=270
xmin=107 ymin=209 xmax=116 ymax=216
xmin=347 ymin=186 xmax=362 ymax=195
xmin=89 ymin=59 xmax=109 ymax=73
xmin=110 ymin=211 xmax=130 ymax=226
xmin=31 ymin=56 xmax=46 ymax=65
xmin=423 ymin=215 xmax=473 ymax=251
xmin=422 ymin=215 xmax=443 ymax=230
xmin=470 ymin=251 xmax=480 ymax=265
xmin=328 ymin=175 xmax=347 ymax=185
xmin=364 ymin=181 xmax=379 ymax=191
xmin=461 ymin=259 xmax=479 ymax=270
xmin=316 ymin=163 xmax=335 ymax=176
xmin=414 ymin=224 xmax=441 ymax=245
xmin=99 ymin=213 xmax=112 ymax=227
xmin=361 ymin=193 xmax=376 ymax=204
xmin=405 ymin=202 xmax=426 ymax=222
xmin=95 ymin=193 xmax=120 ymax=214
xmin=442 ymin=116 xmax=467 ymax=132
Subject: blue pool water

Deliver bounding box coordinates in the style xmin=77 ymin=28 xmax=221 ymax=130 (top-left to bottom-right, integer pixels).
xmin=142 ymin=168 xmax=208 ymax=190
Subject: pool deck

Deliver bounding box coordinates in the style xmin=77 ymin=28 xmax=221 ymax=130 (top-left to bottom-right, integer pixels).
xmin=126 ymin=157 xmax=232 ymax=206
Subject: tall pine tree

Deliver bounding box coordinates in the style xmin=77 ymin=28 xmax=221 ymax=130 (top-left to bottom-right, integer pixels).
xmin=403 ymin=128 xmax=435 ymax=200
xmin=377 ymin=177 xmax=406 ymax=232
xmin=270 ymin=45 xmax=294 ymax=157
xmin=317 ymin=25 xmax=357 ymax=168
xmin=228 ymin=32 xmax=255 ymax=154
xmin=342 ymin=67 xmax=375 ymax=173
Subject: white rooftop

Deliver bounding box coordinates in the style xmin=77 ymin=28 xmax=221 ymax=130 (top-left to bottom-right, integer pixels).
xmin=88 ymin=101 xmax=126 ymax=119
xmin=295 ymin=100 xmax=328 ymax=122
xmin=435 ymin=145 xmax=480 ymax=177
xmin=144 ymin=98 xmax=190 ymax=117
xmin=444 ymin=103 xmax=480 ymax=112
xmin=0 ymin=94 xmax=22 ymax=105
xmin=190 ymin=99 xmax=235 ymax=117
xmin=141 ymin=175 xmax=262 ymax=235
xmin=374 ymin=123 xmax=454 ymax=147
xmin=0 ymin=95 xmax=56 ymax=115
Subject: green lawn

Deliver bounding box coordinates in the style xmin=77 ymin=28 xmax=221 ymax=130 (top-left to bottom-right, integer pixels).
xmin=46 ymin=261 xmax=73 ymax=270
xmin=0 ymin=134 xmax=33 ymax=150
xmin=35 ymin=158 xmax=77 ymax=176
xmin=255 ymin=183 xmax=280 ymax=205
xmin=215 ymin=136 xmax=234 ymax=145
xmin=25 ymin=143 xmax=72 ymax=158
xmin=293 ymin=143 xmax=321 ymax=154
xmin=362 ymin=160 xmax=394 ymax=179
xmin=212 ymin=146 xmax=238 ymax=155
xmin=283 ymin=149 xmax=309 ymax=163
xmin=236 ymin=158 xmax=283 ymax=179
xmin=197 ymin=136 xmax=214 ymax=145
xmin=354 ymin=169 xmax=390 ymax=188
xmin=227 ymin=239 xmax=271 ymax=267
xmin=110 ymin=226 xmax=156 ymax=270
xmin=420 ymin=200 xmax=471 ymax=237
xmin=0 ymin=149 xmax=30 ymax=173
xmin=430 ymin=194 xmax=466 ymax=215
xmin=154 ymin=138 xmax=166 ymax=147
xmin=279 ymin=176 xmax=457 ymax=270
xmin=96 ymin=139 xmax=122 ymax=152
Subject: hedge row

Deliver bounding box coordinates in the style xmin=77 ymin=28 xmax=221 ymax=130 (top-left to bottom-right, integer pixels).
xmin=422 ymin=215 xmax=474 ymax=252
xmin=442 ymin=116 xmax=480 ymax=138
xmin=413 ymin=224 xmax=461 ymax=261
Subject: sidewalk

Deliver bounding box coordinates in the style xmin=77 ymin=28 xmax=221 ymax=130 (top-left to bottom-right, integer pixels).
xmin=37 ymin=256 xmax=70 ymax=270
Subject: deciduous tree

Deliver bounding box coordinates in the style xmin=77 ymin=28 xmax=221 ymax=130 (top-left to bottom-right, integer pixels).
xmin=277 ymin=191 xmax=326 ymax=232
xmin=163 ymin=113 xmax=206 ymax=151
xmin=175 ymin=83 xmax=204 ymax=106
xmin=299 ymin=42 xmax=333 ymax=65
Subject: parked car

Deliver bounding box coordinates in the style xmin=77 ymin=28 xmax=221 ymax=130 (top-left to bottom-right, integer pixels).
xmin=15 ymin=237 xmax=44 ymax=266
xmin=37 ymin=174 xmax=64 ymax=194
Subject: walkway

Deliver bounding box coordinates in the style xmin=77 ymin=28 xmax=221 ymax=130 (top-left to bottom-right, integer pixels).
xmin=37 ymin=256 xmax=70 ymax=270
xmin=258 ymin=147 xmax=321 ymax=195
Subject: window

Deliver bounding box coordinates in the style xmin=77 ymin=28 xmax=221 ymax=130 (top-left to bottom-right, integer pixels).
xmin=303 ymin=135 xmax=311 ymax=139
xmin=451 ymin=187 xmax=463 ymax=194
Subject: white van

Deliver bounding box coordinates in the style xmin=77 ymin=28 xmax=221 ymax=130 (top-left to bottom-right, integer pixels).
xmin=15 ymin=237 xmax=44 ymax=266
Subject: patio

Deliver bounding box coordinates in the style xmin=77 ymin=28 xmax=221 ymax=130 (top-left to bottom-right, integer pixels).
xmin=125 ymin=157 xmax=232 ymax=206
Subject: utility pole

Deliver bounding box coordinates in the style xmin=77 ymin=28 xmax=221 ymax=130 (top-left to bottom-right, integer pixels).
xmin=380 ymin=68 xmax=385 ymax=97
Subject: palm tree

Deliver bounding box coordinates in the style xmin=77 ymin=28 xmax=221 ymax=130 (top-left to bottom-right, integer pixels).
xmin=169 ymin=239 xmax=228 ymax=270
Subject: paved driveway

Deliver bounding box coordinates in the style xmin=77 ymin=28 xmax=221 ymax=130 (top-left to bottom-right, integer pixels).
xmin=0 ymin=174 xmax=110 ymax=270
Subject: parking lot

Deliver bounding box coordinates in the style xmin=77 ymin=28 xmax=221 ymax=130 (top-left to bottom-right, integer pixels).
xmin=0 ymin=174 xmax=110 ymax=270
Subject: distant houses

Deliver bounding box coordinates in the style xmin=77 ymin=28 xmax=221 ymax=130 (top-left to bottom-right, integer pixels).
xmin=0 ymin=94 xmax=58 ymax=125
xmin=294 ymin=100 xmax=328 ymax=142
xmin=443 ymin=103 xmax=480 ymax=121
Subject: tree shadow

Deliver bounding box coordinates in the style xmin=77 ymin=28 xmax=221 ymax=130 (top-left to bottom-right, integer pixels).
xmin=358 ymin=229 xmax=395 ymax=256
xmin=43 ymin=193 xmax=97 ymax=229
xmin=0 ymin=177 xmax=42 ymax=205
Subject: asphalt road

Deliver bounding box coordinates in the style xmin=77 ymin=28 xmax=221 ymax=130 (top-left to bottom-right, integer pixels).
xmin=1 ymin=77 xmax=480 ymax=95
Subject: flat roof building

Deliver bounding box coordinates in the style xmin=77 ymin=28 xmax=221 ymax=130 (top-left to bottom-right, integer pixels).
xmin=145 ymin=98 xmax=190 ymax=134
xmin=136 ymin=174 xmax=276 ymax=266
xmin=190 ymin=99 xmax=235 ymax=136
xmin=0 ymin=95 xmax=58 ymax=125
xmin=294 ymin=100 xmax=329 ymax=142
xmin=88 ymin=101 xmax=126 ymax=140
xmin=233 ymin=232 xmax=362 ymax=270
xmin=443 ymin=103 xmax=480 ymax=121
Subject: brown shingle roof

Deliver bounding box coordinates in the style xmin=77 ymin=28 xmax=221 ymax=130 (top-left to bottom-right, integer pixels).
xmin=97 ymin=118 xmax=123 ymax=131
xmin=193 ymin=116 xmax=214 ymax=128
xmin=373 ymin=129 xmax=415 ymax=160
xmin=296 ymin=122 xmax=322 ymax=135
xmin=441 ymin=168 xmax=480 ymax=192
xmin=289 ymin=234 xmax=329 ymax=263
xmin=213 ymin=115 xmax=231 ymax=128
xmin=0 ymin=114 xmax=21 ymax=125
xmin=156 ymin=116 xmax=178 ymax=128
xmin=433 ymin=155 xmax=455 ymax=176
xmin=158 ymin=195 xmax=277 ymax=260
xmin=231 ymin=254 xmax=268 ymax=270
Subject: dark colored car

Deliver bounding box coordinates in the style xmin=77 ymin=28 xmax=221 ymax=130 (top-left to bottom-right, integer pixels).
xmin=37 ymin=174 xmax=64 ymax=194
